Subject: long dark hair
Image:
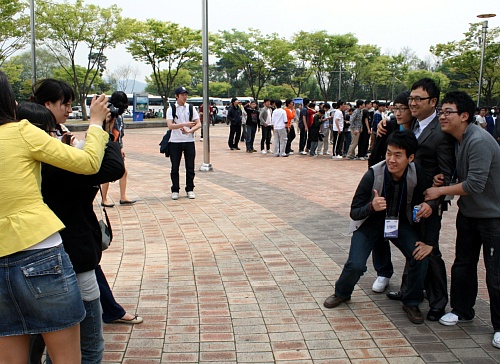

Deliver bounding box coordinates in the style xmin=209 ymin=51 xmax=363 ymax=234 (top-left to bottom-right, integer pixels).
xmin=0 ymin=71 xmax=18 ymax=125
xmin=17 ymin=102 xmax=57 ymax=132
xmin=31 ymin=78 xmax=75 ymax=106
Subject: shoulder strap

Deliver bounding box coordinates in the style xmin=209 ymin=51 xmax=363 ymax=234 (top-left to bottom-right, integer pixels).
xmin=189 ymin=104 xmax=193 ymax=121
xmin=98 ymin=186 xmax=113 ymax=241
xmin=171 ymin=103 xmax=177 ymax=120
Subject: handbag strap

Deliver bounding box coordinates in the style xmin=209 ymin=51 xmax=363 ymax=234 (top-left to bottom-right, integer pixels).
xmin=98 ymin=186 xmax=113 ymax=237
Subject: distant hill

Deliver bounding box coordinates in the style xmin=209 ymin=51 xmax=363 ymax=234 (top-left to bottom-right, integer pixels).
xmin=121 ymin=79 xmax=146 ymax=94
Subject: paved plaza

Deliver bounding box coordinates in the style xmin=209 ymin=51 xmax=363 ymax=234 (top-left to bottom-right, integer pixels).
xmin=86 ymin=123 xmax=499 ymax=363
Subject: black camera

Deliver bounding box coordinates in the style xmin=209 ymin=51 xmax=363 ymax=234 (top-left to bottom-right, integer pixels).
xmin=108 ymin=103 xmax=119 ymax=118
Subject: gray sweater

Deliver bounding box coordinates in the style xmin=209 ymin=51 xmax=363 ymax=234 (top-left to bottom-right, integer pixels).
xmin=457 ymin=123 xmax=500 ymax=218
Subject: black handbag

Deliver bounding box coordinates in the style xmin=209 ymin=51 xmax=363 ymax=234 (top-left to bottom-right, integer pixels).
xmin=99 ymin=187 xmax=113 ymax=251
xmin=159 ymin=130 xmax=171 ymax=157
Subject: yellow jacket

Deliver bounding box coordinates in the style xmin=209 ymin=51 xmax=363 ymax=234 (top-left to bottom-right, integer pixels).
xmin=0 ymin=120 xmax=109 ymax=257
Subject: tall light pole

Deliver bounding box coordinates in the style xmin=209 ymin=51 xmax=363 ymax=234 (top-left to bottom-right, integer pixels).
xmin=199 ymin=0 xmax=213 ymax=172
xmin=477 ymin=13 xmax=496 ymax=107
xmin=30 ymin=0 xmax=36 ymax=87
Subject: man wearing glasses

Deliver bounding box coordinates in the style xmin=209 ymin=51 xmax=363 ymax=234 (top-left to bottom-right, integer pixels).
xmin=424 ymin=91 xmax=500 ymax=349
xmin=374 ymin=78 xmax=455 ymax=323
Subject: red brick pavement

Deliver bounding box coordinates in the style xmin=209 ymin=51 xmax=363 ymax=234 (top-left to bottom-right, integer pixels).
xmin=77 ymin=123 xmax=497 ymax=363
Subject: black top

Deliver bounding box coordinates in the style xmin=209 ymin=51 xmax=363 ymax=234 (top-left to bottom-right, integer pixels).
xmin=41 ymin=140 xmax=125 ymax=273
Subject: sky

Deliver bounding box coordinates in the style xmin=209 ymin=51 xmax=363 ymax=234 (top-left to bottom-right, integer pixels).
xmin=49 ymin=0 xmax=499 ymax=85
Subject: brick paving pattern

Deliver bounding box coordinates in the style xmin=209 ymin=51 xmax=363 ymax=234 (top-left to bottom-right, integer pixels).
xmin=83 ymin=123 xmax=500 ymax=363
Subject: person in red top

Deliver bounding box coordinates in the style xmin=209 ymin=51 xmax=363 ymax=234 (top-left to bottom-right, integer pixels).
xmin=284 ymin=99 xmax=296 ymax=155
xmin=306 ymin=102 xmax=316 ymax=151
xmin=198 ymin=103 xmax=213 ymax=141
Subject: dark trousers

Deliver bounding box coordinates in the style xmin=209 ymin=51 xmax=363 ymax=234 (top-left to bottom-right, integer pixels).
xmin=96 ymin=265 xmax=126 ymax=323
xmin=342 ymin=131 xmax=351 ymax=156
xmin=299 ymin=126 xmax=307 ymax=152
xmin=261 ymin=125 xmax=272 ymax=151
xmin=169 ymin=142 xmax=196 ymax=193
xmin=331 ymin=131 xmax=344 ymax=156
xmin=285 ymin=126 xmax=296 ymax=154
xmin=245 ymin=125 xmax=257 ymax=151
xmin=358 ymin=129 xmax=369 ymax=157
xmin=451 ymin=211 xmax=500 ymax=330
xmin=335 ymin=219 xmax=428 ymax=307
xmin=372 ymin=211 xmax=448 ymax=310
xmin=228 ymin=124 xmax=241 ymax=149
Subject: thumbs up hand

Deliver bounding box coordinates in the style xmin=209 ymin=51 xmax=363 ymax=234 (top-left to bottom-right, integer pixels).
xmin=371 ymin=189 xmax=387 ymax=212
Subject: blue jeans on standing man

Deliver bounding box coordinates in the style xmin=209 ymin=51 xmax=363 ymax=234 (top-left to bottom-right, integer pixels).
xmin=245 ymin=125 xmax=257 ymax=151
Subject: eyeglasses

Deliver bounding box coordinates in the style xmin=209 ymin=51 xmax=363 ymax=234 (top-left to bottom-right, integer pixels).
xmin=437 ymin=110 xmax=461 ymax=117
xmin=393 ymin=107 xmax=409 ymax=113
xmin=408 ymin=96 xmax=433 ymax=103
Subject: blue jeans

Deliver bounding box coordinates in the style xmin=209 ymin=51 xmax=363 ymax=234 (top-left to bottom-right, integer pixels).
xmin=46 ymin=297 xmax=104 ymax=364
xmin=451 ymin=211 xmax=500 ymax=330
xmin=335 ymin=219 xmax=428 ymax=307
xmin=245 ymin=125 xmax=257 ymax=151
xmin=96 ymin=265 xmax=126 ymax=323
xmin=0 ymin=244 xmax=85 ymax=336
xmin=342 ymin=132 xmax=351 ymax=156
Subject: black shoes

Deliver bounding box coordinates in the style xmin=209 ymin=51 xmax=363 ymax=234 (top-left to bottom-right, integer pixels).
xmin=323 ymin=294 xmax=350 ymax=309
xmin=403 ymin=305 xmax=424 ymax=324
xmin=386 ymin=290 xmax=403 ymax=301
xmin=427 ymin=308 xmax=445 ymax=321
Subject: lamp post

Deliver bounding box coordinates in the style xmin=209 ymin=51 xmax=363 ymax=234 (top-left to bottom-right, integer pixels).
xmin=477 ymin=13 xmax=496 ymax=107
xmin=199 ymin=0 xmax=213 ymax=172
xmin=30 ymin=0 xmax=36 ymax=87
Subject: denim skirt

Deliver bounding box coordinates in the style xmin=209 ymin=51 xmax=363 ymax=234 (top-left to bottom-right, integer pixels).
xmin=0 ymin=244 xmax=85 ymax=336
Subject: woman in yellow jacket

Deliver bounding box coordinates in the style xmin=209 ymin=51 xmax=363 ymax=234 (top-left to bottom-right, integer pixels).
xmin=0 ymin=71 xmax=110 ymax=364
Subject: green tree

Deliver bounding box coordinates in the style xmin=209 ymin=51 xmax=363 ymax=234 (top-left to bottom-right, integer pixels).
xmin=213 ymin=29 xmax=293 ymax=101
xmin=289 ymin=31 xmax=317 ymax=97
xmin=431 ymin=22 xmax=500 ymax=105
xmin=144 ymin=68 xmax=192 ymax=96
xmin=3 ymin=48 xmax=67 ymax=100
xmin=127 ymin=19 xmax=201 ymax=105
xmin=405 ymin=70 xmax=450 ymax=94
xmin=37 ymin=0 xmax=129 ymax=119
xmin=0 ymin=0 xmax=29 ymax=66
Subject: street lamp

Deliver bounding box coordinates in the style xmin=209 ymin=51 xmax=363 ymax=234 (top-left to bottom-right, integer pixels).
xmin=477 ymin=13 xmax=496 ymax=107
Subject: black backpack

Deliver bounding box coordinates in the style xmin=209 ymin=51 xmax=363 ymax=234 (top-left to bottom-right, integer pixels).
xmin=159 ymin=103 xmax=194 ymax=156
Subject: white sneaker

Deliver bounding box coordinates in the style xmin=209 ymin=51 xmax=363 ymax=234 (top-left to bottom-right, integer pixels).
xmin=439 ymin=312 xmax=472 ymax=326
xmin=317 ymin=152 xmax=323 ymax=156
xmin=267 ymin=150 xmax=271 ymax=154
xmin=187 ymin=191 xmax=196 ymax=199
xmin=358 ymin=157 xmax=366 ymax=161
xmin=492 ymin=332 xmax=500 ymax=349
xmin=324 ymin=151 xmax=331 ymax=155
xmin=261 ymin=150 xmax=266 ymax=154
xmin=171 ymin=192 xmax=179 ymax=200
xmin=300 ymin=151 xmax=307 ymax=155
xmin=332 ymin=155 xmax=343 ymax=159
xmin=372 ymin=276 xmax=390 ymax=293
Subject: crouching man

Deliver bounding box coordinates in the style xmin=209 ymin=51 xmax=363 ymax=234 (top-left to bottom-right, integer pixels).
xmin=324 ymin=130 xmax=434 ymax=324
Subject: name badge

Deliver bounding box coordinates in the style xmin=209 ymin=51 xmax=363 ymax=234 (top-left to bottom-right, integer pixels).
xmin=384 ymin=217 xmax=399 ymax=239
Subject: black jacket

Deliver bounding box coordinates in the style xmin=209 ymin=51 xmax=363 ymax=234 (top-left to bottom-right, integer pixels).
xmin=41 ymin=141 xmax=125 ymax=273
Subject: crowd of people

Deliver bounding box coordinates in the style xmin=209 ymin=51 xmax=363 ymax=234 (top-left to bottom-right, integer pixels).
xmin=2 ymin=68 xmax=500 ymax=364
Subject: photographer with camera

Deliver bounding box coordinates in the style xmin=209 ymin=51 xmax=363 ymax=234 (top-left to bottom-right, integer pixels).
xmin=100 ymin=91 xmax=137 ymax=207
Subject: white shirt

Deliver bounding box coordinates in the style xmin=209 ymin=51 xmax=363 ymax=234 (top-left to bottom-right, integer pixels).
xmin=476 ymin=115 xmax=486 ymax=125
xmin=414 ymin=110 xmax=436 ymax=139
xmin=271 ymin=108 xmax=287 ymax=130
xmin=166 ymin=102 xmax=200 ymax=143
xmin=332 ymin=109 xmax=344 ymax=132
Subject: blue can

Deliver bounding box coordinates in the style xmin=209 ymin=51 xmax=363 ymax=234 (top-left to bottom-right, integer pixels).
xmin=413 ymin=205 xmax=422 ymax=222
